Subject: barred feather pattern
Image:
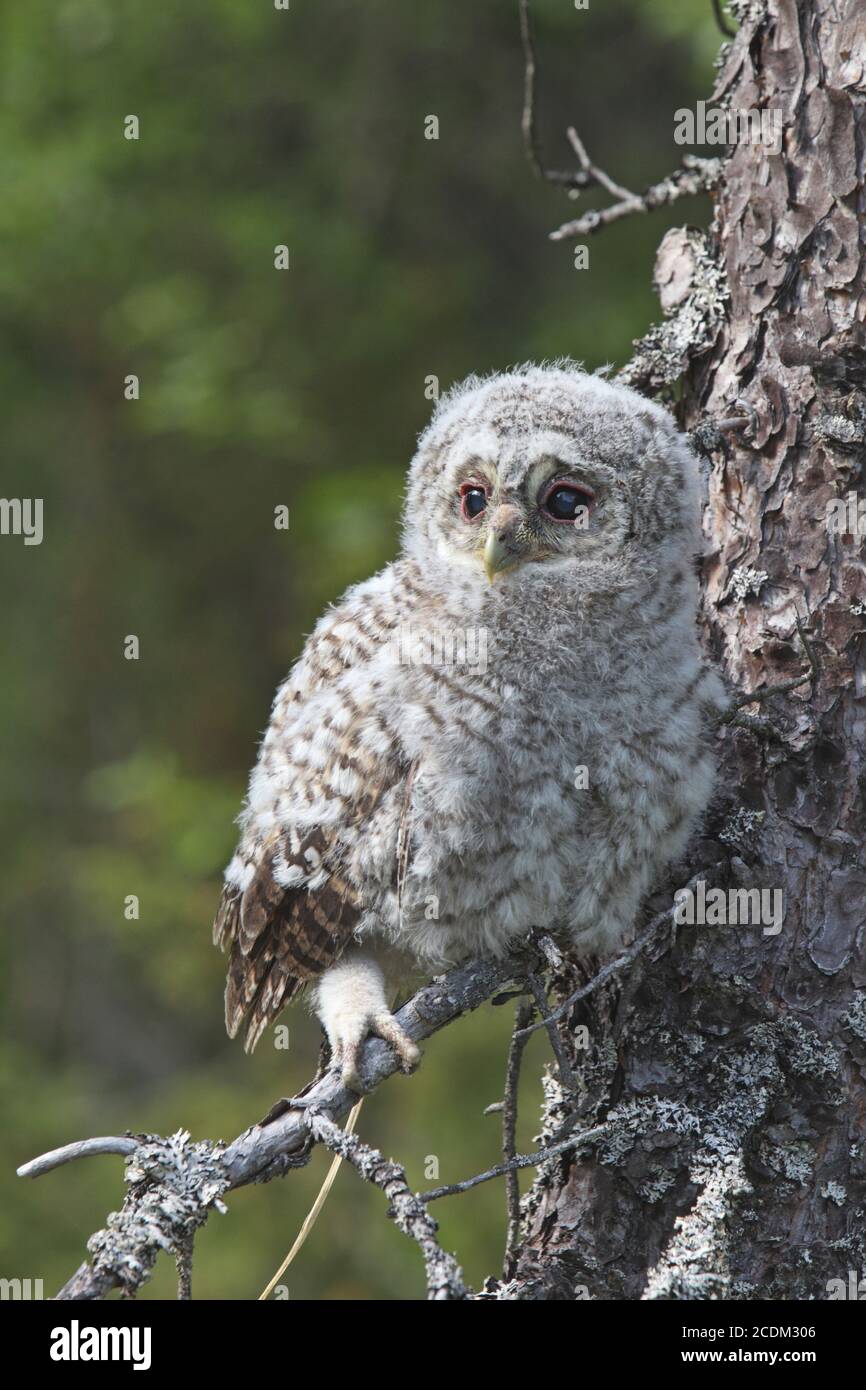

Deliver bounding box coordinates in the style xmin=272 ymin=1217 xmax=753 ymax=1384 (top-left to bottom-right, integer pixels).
xmin=214 ymin=363 xmax=725 ymax=1052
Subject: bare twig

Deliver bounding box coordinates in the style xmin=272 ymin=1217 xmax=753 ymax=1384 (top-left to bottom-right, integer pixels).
xmin=527 ymin=971 xmax=577 ymax=1090
xmin=725 ymin=712 xmax=789 ymax=743
xmin=306 ymin=1108 xmax=467 ymax=1299
xmin=502 ymin=999 xmax=534 ymax=1278
xmin=175 ymin=1234 xmax=194 ymax=1301
xmin=717 ymin=615 xmax=819 ymax=726
xmin=549 ymin=157 xmax=722 ymax=241
xmin=566 ymin=125 xmax=636 ymax=203
xmin=517 ymin=1 xmax=723 ymax=244
xmin=17 ymin=1136 xmax=138 ymax=1179
xmin=420 ymin=1125 xmax=608 ymax=1204
xmin=518 ymin=0 xmax=591 ymax=188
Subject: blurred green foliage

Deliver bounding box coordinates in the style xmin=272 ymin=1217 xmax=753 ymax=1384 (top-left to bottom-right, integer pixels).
xmin=0 ymin=0 xmax=718 ymax=1299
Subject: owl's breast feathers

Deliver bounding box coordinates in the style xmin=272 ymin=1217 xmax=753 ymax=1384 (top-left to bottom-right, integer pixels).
xmin=214 ymin=522 xmax=720 ymax=1045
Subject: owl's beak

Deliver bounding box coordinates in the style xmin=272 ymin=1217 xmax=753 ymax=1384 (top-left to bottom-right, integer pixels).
xmin=482 ymin=506 xmax=524 ymax=581
xmin=483 ymin=533 xmax=517 ymax=582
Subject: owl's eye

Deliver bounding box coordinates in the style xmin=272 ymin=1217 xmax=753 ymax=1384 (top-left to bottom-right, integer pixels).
xmin=542 ymin=482 xmax=595 ymax=523
xmin=460 ymin=484 xmax=488 ymax=521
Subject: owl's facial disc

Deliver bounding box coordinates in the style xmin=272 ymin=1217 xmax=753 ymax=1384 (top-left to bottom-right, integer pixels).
xmin=459 ymin=468 xmax=598 ymax=582
xmin=436 ymin=437 xmax=609 ymax=583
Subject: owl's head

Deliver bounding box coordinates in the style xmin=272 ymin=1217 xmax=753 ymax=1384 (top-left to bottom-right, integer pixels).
xmin=402 ymin=361 xmax=701 ymax=591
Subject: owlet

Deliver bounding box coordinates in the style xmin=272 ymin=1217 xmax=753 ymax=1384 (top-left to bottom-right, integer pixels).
xmin=213 ymin=362 xmax=723 ymax=1089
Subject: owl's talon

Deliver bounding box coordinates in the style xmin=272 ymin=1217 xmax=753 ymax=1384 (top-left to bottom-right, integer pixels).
xmin=340 ymin=1060 xmax=364 ymax=1094
xmin=329 ymin=1012 xmax=421 ymax=1092
xmin=316 ymin=954 xmax=421 ymax=1091
xmin=330 ymin=1043 xmax=359 ymax=1094
xmin=371 ymin=1012 xmax=421 ymax=1075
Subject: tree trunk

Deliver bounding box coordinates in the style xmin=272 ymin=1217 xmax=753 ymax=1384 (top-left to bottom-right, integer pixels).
xmin=511 ymin=0 xmax=866 ymax=1301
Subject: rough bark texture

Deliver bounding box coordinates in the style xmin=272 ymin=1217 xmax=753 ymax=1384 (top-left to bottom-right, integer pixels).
xmin=510 ymin=0 xmax=866 ymax=1301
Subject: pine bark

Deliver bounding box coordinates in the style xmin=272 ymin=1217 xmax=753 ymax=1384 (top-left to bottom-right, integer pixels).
xmin=511 ymin=0 xmax=866 ymax=1301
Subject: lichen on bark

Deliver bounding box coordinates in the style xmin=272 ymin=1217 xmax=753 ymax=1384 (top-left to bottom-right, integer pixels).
xmin=511 ymin=0 xmax=866 ymax=1301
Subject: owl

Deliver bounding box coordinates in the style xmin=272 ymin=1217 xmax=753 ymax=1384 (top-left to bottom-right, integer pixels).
xmin=213 ymin=362 xmax=724 ymax=1090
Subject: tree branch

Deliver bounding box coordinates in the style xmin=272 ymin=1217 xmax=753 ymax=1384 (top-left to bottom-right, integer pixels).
xmin=502 ymin=998 xmax=534 ymax=1277
xmin=517 ymin=0 xmax=722 ymax=244
xmin=306 ymin=1109 xmax=468 ymax=1299
xmin=518 ymin=0 xmax=591 ymax=188
xmin=526 ymin=970 xmax=577 ymax=1089
xmin=17 ymin=1136 xmax=138 ymax=1179
xmin=18 ymin=950 xmax=532 ymax=1300
xmin=716 ymin=616 xmax=820 ymax=728
xmin=548 ymin=157 xmax=722 ymax=242
xmin=419 ymin=1124 xmax=609 ymax=1204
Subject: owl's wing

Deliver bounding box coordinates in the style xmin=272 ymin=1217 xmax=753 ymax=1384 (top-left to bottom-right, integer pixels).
xmin=213 ymin=578 xmax=407 ymax=1052
xmin=213 ymin=826 xmax=370 ymax=1055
